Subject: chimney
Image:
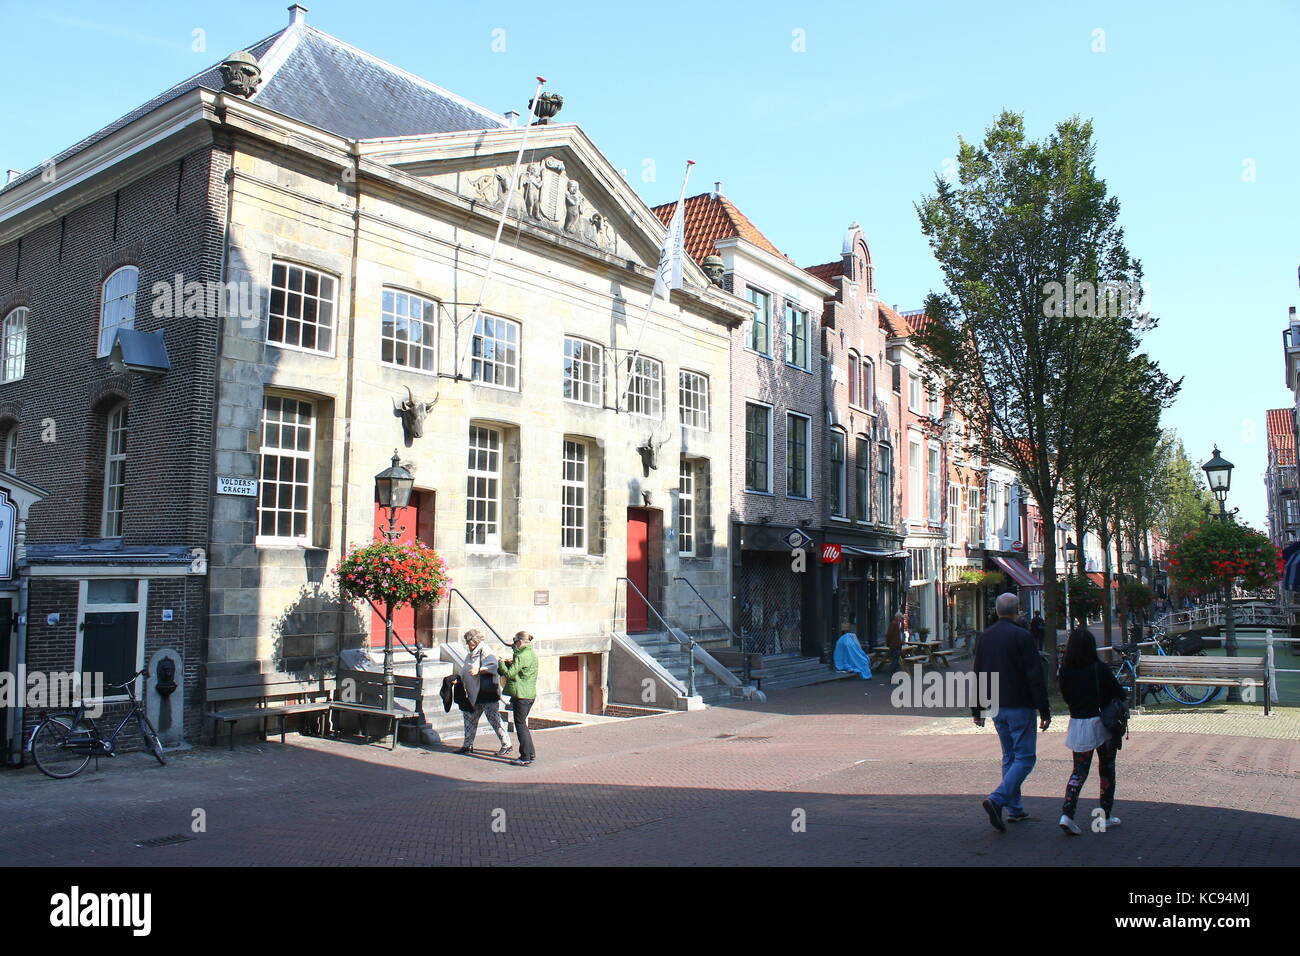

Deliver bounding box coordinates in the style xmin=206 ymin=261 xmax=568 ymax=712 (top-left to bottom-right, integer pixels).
xmin=504 ymin=109 xmax=520 ymax=127
xmin=712 ymin=181 xmax=722 ymax=198
xmin=288 ymin=4 xmax=308 ymax=26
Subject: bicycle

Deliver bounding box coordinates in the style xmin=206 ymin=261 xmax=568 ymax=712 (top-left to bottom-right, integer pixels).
xmin=27 ymin=666 xmax=167 ymax=778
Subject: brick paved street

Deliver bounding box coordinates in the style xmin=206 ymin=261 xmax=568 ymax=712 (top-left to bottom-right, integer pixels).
xmin=2 ymin=674 xmax=1296 ymax=867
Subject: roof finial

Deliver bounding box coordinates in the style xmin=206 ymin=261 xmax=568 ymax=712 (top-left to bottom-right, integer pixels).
xmin=288 ymin=4 xmax=308 ymax=26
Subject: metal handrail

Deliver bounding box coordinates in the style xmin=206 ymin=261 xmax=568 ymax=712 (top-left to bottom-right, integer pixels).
xmin=672 ymin=576 xmax=748 ymax=683
xmin=672 ymin=577 xmax=742 ymax=645
xmin=441 ymin=587 xmax=512 ymax=648
xmin=614 ymin=576 xmax=696 ymax=697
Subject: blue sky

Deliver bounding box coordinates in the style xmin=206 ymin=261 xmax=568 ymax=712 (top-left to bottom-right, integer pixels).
xmin=3 ymin=0 xmax=1296 ymax=528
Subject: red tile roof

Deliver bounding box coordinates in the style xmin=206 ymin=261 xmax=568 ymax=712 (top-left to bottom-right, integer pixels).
xmin=650 ymin=192 xmax=782 ymax=265
xmin=805 ymin=261 xmax=843 ymax=286
xmin=1267 ymin=408 xmax=1296 ymax=466
xmin=899 ymin=309 xmax=935 ymax=335
xmin=877 ymin=302 xmax=911 ymax=337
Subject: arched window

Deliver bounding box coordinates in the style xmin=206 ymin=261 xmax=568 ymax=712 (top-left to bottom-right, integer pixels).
xmin=102 ymin=403 xmax=128 ymax=536
xmin=847 ymin=350 xmax=859 ymax=405
xmin=0 ymin=424 xmax=16 ymax=473
xmin=2 ymin=307 xmax=27 ymax=382
xmin=99 ymin=266 xmax=138 ymax=357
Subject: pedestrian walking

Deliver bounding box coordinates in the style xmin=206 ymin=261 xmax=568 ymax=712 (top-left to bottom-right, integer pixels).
xmin=972 ymin=593 xmax=1051 ymax=831
xmin=884 ymin=612 xmax=904 ymax=675
xmin=1057 ymin=628 xmax=1125 ymax=835
xmin=456 ymin=629 xmax=510 ymax=757
xmin=499 ymin=630 xmax=539 ymax=767
xmin=1029 ymin=612 xmax=1046 ymax=651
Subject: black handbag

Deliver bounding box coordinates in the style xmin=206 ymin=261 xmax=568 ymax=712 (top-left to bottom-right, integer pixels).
xmin=1096 ymin=663 xmax=1128 ymax=738
xmin=477 ymin=672 xmax=500 ymax=703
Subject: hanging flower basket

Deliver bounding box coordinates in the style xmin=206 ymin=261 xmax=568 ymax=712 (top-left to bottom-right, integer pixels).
xmin=1167 ymin=519 xmax=1281 ymax=596
xmin=955 ymin=568 xmax=1004 ymax=588
xmin=333 ymin=540 xmax=451 ymax=610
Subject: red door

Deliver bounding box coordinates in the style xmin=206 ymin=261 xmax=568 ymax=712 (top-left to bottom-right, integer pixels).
xmin=559 ymin=656 xmax=582 ymax=712
xmin=626 ymin=508 xmax=650 ymax=632
xmin=371 ymin=490 xmax=435 ymax=648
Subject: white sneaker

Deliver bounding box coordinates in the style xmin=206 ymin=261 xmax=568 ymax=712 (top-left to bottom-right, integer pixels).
xmin=1059 ymin=814 xmax=1082 ymax=835
xmin=1104 ymin=815 xmax=1121 ymax=828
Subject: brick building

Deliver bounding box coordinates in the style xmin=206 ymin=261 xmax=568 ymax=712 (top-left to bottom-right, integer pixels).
xmin=1265 ymin=407 xmax=1298 ymax=549
xmin=652 ymin=188 xmax=834 ymax=661
xmin=804 ymin=223 xmax=907 ymax=648
xmin=0 ymin=90 xmax=226 ymax=759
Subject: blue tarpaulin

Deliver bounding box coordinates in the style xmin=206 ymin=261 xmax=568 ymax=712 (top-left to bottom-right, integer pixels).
xmin=833 ymin=632 xmax=873 ymax=679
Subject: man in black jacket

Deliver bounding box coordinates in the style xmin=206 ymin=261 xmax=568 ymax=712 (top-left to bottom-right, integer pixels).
xmin=972 ymin=593 xmax=1051 ymax=831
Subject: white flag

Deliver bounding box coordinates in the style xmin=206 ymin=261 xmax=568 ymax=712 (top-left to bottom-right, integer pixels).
xmin=652 ymin=161 xmax=694 ymax=301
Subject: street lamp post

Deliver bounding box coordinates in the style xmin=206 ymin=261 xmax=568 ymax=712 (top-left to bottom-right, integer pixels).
xmin=1063 ymin=535 xmax=1078 ymax=637
xmin=374 ymin=451 xmax=415 ymax=713
xmin=1202 ymin=446 xmax=1238 ymax=700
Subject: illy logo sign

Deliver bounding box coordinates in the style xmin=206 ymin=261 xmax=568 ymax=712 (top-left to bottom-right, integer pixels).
xmin=821 ymin=543 xmax=842 ymax=563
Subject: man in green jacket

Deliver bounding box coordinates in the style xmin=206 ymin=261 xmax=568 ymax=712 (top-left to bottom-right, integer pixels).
xmin=499 ymin=631 xmax=539 ymax=766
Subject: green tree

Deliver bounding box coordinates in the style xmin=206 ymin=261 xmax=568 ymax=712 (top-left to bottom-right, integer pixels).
xmin=913 ymin=111 xmax=1171 ymax=673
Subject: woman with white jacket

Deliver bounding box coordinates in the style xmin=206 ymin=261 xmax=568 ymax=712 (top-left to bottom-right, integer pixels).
xmin=456 ymin=630 xmax=511 ymax=757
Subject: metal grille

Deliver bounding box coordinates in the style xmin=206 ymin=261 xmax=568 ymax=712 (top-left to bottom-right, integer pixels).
xmin=737 ymin=554 xmax=803 ymax=656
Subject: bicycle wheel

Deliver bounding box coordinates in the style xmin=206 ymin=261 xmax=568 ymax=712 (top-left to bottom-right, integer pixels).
xmin=136 ymin=714 xmax=167 ymax=766
xmin=29 ymin=715 xmax=94 ymax=779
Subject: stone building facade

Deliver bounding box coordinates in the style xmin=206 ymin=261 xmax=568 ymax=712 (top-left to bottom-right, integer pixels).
xmin=1 ymin=5 xmax=748 ymax=754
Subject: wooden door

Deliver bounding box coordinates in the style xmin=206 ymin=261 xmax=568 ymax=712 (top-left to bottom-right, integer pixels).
xmin=371 ymin=490 xmax=435 ymax=648
xmin=626 ymin=508 xmax=651 ymax=632
xmin=559 ymin=655 xmax=582 ymax=712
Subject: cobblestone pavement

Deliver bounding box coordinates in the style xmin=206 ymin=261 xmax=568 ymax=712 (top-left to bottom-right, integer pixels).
xmin=1 ymin=673 xmax=1296 ymax=867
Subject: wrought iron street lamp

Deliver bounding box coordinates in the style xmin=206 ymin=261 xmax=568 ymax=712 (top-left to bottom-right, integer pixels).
xmin=374 ymin=451 xmax=414 ymax=711
xmin=1202 ymin=446 xmax=1239 ymax=697
xmin=1063 ymin=535 xmax=1078 ymax=631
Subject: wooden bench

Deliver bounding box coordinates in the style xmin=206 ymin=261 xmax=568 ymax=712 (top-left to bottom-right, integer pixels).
xmin=931 ymin=649 xmax=963 ymax=667
xmin=329 ymin=668 xmax=424 ymax=750
xmin=1135 ymin=655 xmax=1271 ymax=715
xmin=207 ymin=673 xmax=334 ymax=750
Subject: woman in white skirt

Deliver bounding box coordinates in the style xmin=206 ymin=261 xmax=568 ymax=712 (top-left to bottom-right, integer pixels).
xmin=1056 ymin=628 xmax=1125 ymax=835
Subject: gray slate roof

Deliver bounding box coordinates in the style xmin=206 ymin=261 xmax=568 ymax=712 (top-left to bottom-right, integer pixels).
xmin=2 ymin=22 xmax=504 ymax=195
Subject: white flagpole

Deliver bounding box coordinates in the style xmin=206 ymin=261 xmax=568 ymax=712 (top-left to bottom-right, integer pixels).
xmin=457 ymin=76 xmax=548 ymax=379
xmin=618 ymin=159 xmax=695 ymax=410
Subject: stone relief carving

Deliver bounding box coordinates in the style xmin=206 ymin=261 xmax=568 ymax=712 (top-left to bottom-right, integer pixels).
xmin=465 ymin=154 xmax=622 ymax=257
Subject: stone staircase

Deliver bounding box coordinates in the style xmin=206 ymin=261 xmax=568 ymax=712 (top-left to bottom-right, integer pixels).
xmin=744 ymin=652 xmax=852 ymax=692
xmin=627 ymin=631 xmax=736 ymax=704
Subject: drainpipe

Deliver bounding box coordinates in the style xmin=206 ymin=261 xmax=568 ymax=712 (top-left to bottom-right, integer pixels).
xmin=7 ymin=574 xmax=30 ymax=766
xmin=334 ymin=144 xmax=363 ymax=648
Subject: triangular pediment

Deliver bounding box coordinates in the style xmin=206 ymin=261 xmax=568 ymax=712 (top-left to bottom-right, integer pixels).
xmin=357 ymin=126 xmax=703 ymax=283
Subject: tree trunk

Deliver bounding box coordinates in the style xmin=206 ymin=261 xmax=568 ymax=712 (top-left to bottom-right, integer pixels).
xmin=1115 ymin=519 xmax=1129 ymax=643
xmin=1100 ymin=519 xmax=1113 ymax=646
xmin=1041 ymin=508 xmax=1060 ymax=677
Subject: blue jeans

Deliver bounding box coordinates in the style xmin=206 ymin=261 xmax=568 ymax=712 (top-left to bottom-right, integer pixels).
xmin=989 ymin=707 xmax=1038 ymax=814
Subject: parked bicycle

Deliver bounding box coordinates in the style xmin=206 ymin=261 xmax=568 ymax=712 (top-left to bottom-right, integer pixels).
xmin=27 ymin=666 xmax=167 ymax=778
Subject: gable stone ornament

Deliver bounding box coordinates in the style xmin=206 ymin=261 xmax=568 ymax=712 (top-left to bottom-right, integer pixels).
xmin=219 ymin=51 xmax=262 ymax=98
